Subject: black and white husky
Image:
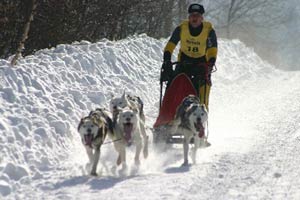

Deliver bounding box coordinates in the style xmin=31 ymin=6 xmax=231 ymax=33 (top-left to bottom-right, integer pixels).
xmin=77 ymin=108 xmax=114 ymax=176
xmin=171 ymin=95 xmax=208 ymax=166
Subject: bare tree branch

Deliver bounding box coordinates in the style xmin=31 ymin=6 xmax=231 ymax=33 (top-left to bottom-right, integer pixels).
xmin=11 ymin=0 xmax=37 ymax=66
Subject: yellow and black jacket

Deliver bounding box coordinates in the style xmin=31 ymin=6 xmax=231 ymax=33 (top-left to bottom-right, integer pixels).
xmin=164 ymin=20 xmax=217 ymax=64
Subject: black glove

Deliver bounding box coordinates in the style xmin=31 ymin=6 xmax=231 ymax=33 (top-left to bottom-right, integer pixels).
xmin=160 ymin=60 xmax=173 ymax=82
xmin=206 ymin=62 xmax=214 ymax=73
xmin=207 ymin=58 xmax=216 ymax=72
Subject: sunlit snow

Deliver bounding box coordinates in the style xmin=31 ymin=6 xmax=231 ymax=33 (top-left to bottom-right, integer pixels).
xmin=1 ymin=34 xmax=300 ymax=199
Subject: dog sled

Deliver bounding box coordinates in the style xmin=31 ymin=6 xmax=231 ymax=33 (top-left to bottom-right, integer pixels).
xmin=152 ymin=62 xmax=211 ymax=146
xmin=153 ymin=73 xmax=196 ymax=144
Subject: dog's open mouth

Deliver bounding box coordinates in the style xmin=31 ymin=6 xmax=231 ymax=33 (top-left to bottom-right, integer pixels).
xmin=84 ymin=134 xmax=93 ymax=147
xmin=194 ymin=121 xmax=205 ymax=138
xmin=123 ymin=122 xmax=133 ymax=145
xmin=194 ymin=121 xmax=203 ymax=131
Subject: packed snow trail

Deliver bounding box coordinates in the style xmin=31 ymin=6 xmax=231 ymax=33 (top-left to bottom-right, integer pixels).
xmin=1 ymin=35 xmax=300 ymax=199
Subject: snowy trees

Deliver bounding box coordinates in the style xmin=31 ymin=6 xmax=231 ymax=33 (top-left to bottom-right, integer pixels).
xmin=0 ymin=0 xmax=299 ymax=69
xmin=1 ymin=0 xmax=174 ymax=59
xmin=0 ymin=0 xmax=29 ymax=59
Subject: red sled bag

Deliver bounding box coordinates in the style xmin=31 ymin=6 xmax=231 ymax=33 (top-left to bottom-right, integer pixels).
xmin=154 ymin=73 xmax=197 ymax=127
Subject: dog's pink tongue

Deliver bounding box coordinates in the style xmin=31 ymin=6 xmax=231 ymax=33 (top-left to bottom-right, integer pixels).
xmin=84 ymin=134 xmax=93 ymax=147
xmin=198 ymin=129 xmax=204 ymax=138
xmin=198 ymin=123 xmax=205 ymax=138
xmin=194 ymin=121 xmax=205 ymax=137
xmin=124 ymin=123 xmax=133 ymax=144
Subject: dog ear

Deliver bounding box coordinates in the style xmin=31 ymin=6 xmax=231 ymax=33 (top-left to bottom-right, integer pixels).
xmin=200 ymin=104 xmax=207 ymax=112
xmin=185 ymin=104 xmax=197 ymax=117
xmin=88 ymin=110 xmax=94 ymax=116
xmin=194 ymin=96 xmax=200 ymax=103
xmin=124 ymin=93 xmax=132 ymax=107
xmin=121 ymin=90 xmax=126 ymax=99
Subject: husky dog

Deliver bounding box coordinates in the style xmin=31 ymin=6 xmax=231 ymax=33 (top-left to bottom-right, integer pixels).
xmin=172 ymin=95 xmax=208 ymax=166
xmin=114 ymin=107 xmax=149 ymax=169
xmin=110 ymin=92 xmax=148 ymax=163
xmin=78 ymin=108 xmax=114 ymax=176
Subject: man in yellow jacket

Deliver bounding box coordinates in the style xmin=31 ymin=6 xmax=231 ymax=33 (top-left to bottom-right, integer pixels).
xmin=161 ymin=3 xmax=218 ymax=111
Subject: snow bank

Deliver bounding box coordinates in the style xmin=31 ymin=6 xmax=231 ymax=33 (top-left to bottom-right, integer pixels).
xmin=0 ymin=34 xmax=276 ymax=198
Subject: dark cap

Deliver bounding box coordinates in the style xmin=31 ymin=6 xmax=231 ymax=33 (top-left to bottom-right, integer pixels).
xmin=188 ymin=3 xmax=205 ymax=15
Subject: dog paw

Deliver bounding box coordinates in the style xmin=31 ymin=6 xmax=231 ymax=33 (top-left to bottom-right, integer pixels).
xmin=118 ymin=166 xmax=128 ymax=177
xmin=143 ymin=149 xmax=148 ymax=159
xmin=85 ymin=163 xmax=92 ymax=172
xmin=199 ymin=139 xmax=211 ymax=148
xmin=191 ymin=152 xmax=196 ymax=164
xmin=143 ymin=152 xmax=148 ymax=159
xmin=192 ymin=159 xmax=197 ymax=165
xmin=130 ymin=165 xmax=140 ymax=175
xmin=111 ymin=166 xmax=117 ymax=175
xmin=90 ymin=171 xmax=98 ymax=176
xmin=181 ymin=161 xmax=189 ymax=167
xmin=134 ymin=159 xmax=141 ymax=166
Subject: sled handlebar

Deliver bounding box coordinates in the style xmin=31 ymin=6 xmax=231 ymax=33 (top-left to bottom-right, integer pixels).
xmin=170 ymin=61 xmax=209 ymax=66
xmin=169 ymin=61 xmax=217 ymax=73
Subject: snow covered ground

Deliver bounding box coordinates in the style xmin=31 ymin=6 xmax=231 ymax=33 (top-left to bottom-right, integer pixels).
xmin=1 ymin=34 xmax=300 ymax=199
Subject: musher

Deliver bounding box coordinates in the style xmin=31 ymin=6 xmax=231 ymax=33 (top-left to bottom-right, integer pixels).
xmin=160 ymin=3 xmax=218 ymax=136
xmin=161 ymin=4 xmax=217 ymax=109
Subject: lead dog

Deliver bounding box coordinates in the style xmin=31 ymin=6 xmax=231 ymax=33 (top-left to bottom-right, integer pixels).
xmin=114 ymin=106 xmax=149 ymax=169
xmin=171 ymin=95 xmax=208 ymax=166
xmin=110 ymin=92 xmax=148 ymax=166
xmin=77 ymin=108 xmax=114 ymax=176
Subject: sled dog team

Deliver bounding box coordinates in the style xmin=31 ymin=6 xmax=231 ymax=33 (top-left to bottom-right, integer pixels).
xmin=78 ymin=92 xmax=208 ymax=176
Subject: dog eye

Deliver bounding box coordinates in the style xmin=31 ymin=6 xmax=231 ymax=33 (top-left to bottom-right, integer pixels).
xmin=201 ymin=113 xmax=204 ymax=116
xmin=130 ymin=114 xmax=133 ymax=117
